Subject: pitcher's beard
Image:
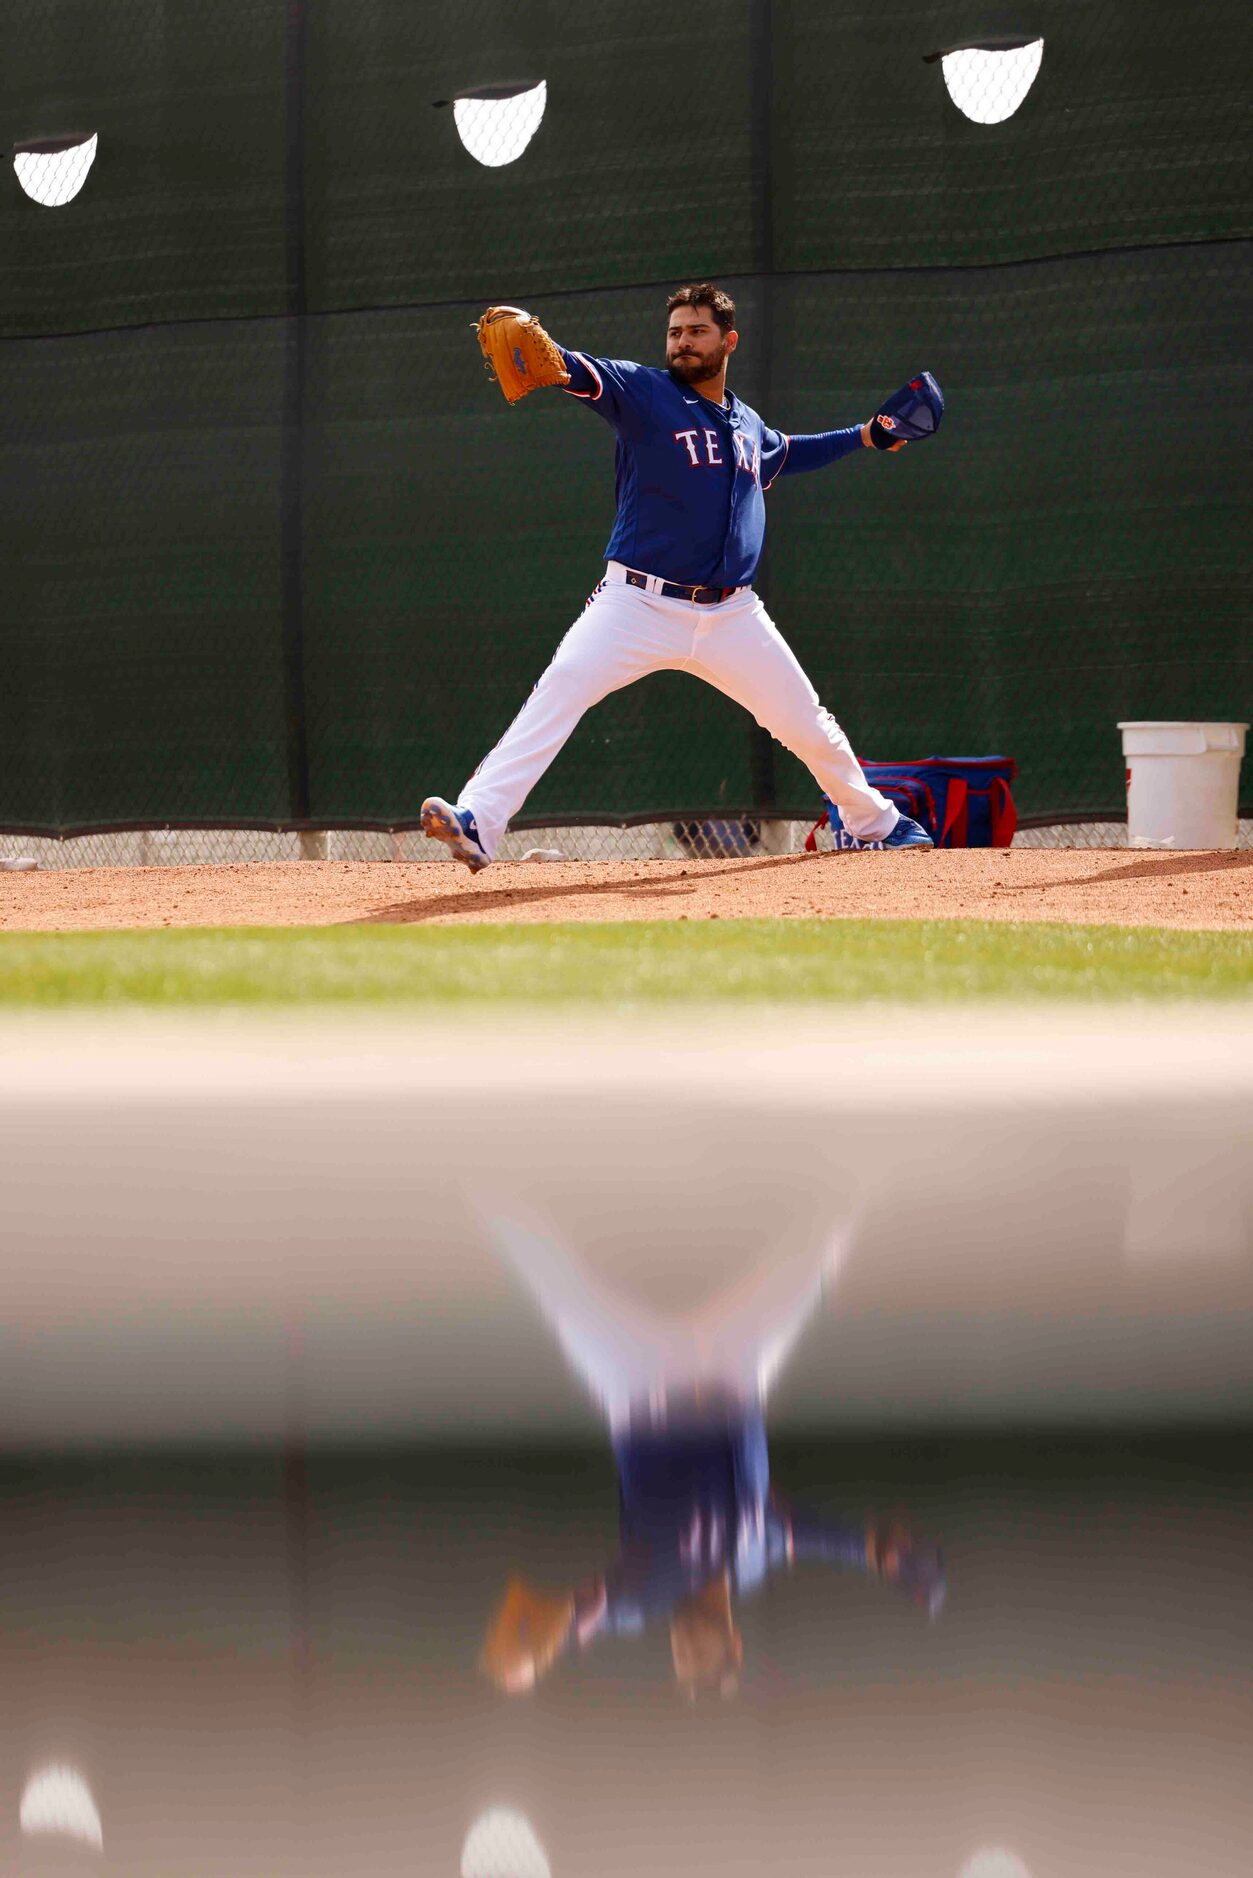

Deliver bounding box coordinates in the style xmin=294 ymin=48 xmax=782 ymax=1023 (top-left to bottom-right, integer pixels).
xmin=668 ymin=341 xmax=729 ymax=386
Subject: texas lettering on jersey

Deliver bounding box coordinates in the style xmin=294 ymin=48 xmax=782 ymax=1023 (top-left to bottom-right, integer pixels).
xmin=671 ymin=426 xmax=762 ymax=481
xmin=560 ymin=347 xmax=862 ymax=588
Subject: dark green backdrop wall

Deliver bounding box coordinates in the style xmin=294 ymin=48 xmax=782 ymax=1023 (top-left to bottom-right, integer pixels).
xmin=2 ymin=0 xmax=1249 ymax=834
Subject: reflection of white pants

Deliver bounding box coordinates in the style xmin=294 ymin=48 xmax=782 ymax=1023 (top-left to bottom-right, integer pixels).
xmin=485 ymin=1213 xmax=847 ymax=1435
xmin=460 ymin=562 xmax=898 ymax=858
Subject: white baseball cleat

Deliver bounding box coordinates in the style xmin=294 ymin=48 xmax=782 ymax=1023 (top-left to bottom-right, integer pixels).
xmin=420 ymin=797 xmax=491 ymax=872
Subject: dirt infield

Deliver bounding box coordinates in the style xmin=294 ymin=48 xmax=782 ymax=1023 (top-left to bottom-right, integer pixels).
xmin=2 ymin=848 xmax=1251 ymax=931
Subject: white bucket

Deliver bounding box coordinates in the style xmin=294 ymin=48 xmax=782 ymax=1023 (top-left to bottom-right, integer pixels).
xmin=1118 ymin=721 xmax=1248 ymax=849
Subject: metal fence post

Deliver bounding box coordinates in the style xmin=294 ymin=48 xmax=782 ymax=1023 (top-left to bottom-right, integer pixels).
xmin=748 ymin=0 xmax=778 ymax=817
xmin=281 ymin=0 xmax=313 ymax=839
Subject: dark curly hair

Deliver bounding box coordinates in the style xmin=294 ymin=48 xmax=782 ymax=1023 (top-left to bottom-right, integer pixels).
xmin=665 ymin=283 xmax=737 ymax=333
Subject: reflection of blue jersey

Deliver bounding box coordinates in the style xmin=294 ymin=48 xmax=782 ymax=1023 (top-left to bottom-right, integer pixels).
xmin=560 ymin=350 xmax=865 ymax=589
xmin=584 ymin=1408 xmax=868 ymax=1638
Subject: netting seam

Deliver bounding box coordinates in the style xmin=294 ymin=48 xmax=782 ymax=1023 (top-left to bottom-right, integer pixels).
xmin=2 ymin=235 xmax=1248 ymax=348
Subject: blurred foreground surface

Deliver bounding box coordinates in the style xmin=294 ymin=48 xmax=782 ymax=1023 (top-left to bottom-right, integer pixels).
xmin=1 ymin=1010 xmax=1250 ymax=1442
xmin=2 ymin=1008 xmax=1250 ymax=1873
xmin=3 ymin=1435 xmax=1251 ymax=1877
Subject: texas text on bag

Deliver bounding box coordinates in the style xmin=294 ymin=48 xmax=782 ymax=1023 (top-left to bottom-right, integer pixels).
xmin=806 ymin=757 xmax=1019 ymax=850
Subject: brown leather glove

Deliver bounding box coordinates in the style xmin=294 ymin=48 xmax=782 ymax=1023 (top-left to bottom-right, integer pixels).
xmin=479 ymin=1575 xmax=575 ymax=1692
xmin=474 ymin=305 xmax=571 ymax=404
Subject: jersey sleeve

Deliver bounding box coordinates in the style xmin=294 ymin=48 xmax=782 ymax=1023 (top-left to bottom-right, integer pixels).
xmin=760 ymin=426 xmax=791 ymax=491
xmin=774 ymin=426 xmax=866 ymax=479
xmin=559 ymin=350 xmax=655 ymax=438
xmin=781 ymin=1504 xmax=871 ymax=1570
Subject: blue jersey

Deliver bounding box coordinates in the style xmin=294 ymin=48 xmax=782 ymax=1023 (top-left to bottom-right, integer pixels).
xmin=573 ymin=1408 xmax=869 ymax=1638
xmin=560 ymin=348 xmax=866 ymax=588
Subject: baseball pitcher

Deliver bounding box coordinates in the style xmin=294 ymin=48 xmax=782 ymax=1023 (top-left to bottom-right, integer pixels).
xmin=477 ymin=1211 xmax=946 ymax=1700
xmin=421 ymin=284 xmax=944 ymax=871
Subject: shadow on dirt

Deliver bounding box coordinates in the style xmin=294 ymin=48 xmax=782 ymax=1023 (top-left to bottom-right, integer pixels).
xmin=347 ymin=852 xmax=814 ymax=925
xmin=1000 ymin=850 xmax=1253 ymax=895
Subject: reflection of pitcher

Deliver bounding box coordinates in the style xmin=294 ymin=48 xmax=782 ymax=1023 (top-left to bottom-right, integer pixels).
xmin=479 ymin=1214 xmax=945 ymax=1701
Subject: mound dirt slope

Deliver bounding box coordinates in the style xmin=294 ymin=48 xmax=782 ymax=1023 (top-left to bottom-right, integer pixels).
xmin=2 ymin=849 xmax=1251 ymax=932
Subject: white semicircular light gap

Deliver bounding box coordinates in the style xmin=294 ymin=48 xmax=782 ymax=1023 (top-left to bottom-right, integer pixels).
xmin=19 ymin=1764 xmax=104 ymax=1850
xmin=14 ymin=133 xmax=99 ymax=206
xmin=958 ymin=1850 xmax=1033 ymax=1878
xmin=454 ymin=82 xmax=547 ymax=168
xmin=942 ymin=42 xmax=1043 ymax=124
xmin=461 ymin=1806 xmax=552 ymax=1878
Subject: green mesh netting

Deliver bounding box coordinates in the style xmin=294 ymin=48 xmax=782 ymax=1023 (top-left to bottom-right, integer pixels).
xmin=1 ymin=0 xmax=1249 ymax=835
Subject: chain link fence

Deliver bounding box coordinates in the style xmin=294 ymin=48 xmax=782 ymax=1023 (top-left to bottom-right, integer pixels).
xmin=4 ymin=818 xmax=1251 ymax=872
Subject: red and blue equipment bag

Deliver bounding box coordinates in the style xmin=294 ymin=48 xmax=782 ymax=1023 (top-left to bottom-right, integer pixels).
xmin=805 ymin=756 xmax=1018 ymax=850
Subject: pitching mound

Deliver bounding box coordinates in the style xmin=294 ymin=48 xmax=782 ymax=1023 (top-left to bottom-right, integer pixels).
xmin=2 ymin=848 xmax=1250 ymax=932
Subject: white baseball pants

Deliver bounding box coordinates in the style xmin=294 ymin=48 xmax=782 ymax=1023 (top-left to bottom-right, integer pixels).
xmin=459 ymin=561 xmax=897 ymax=857
xmin=483 ymin=1209 xmax=848 ymax=1437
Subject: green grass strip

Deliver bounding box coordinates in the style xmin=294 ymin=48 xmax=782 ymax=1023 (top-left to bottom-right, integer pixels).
xmin=0 ymin=920 xmax=1249 ymax=1006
